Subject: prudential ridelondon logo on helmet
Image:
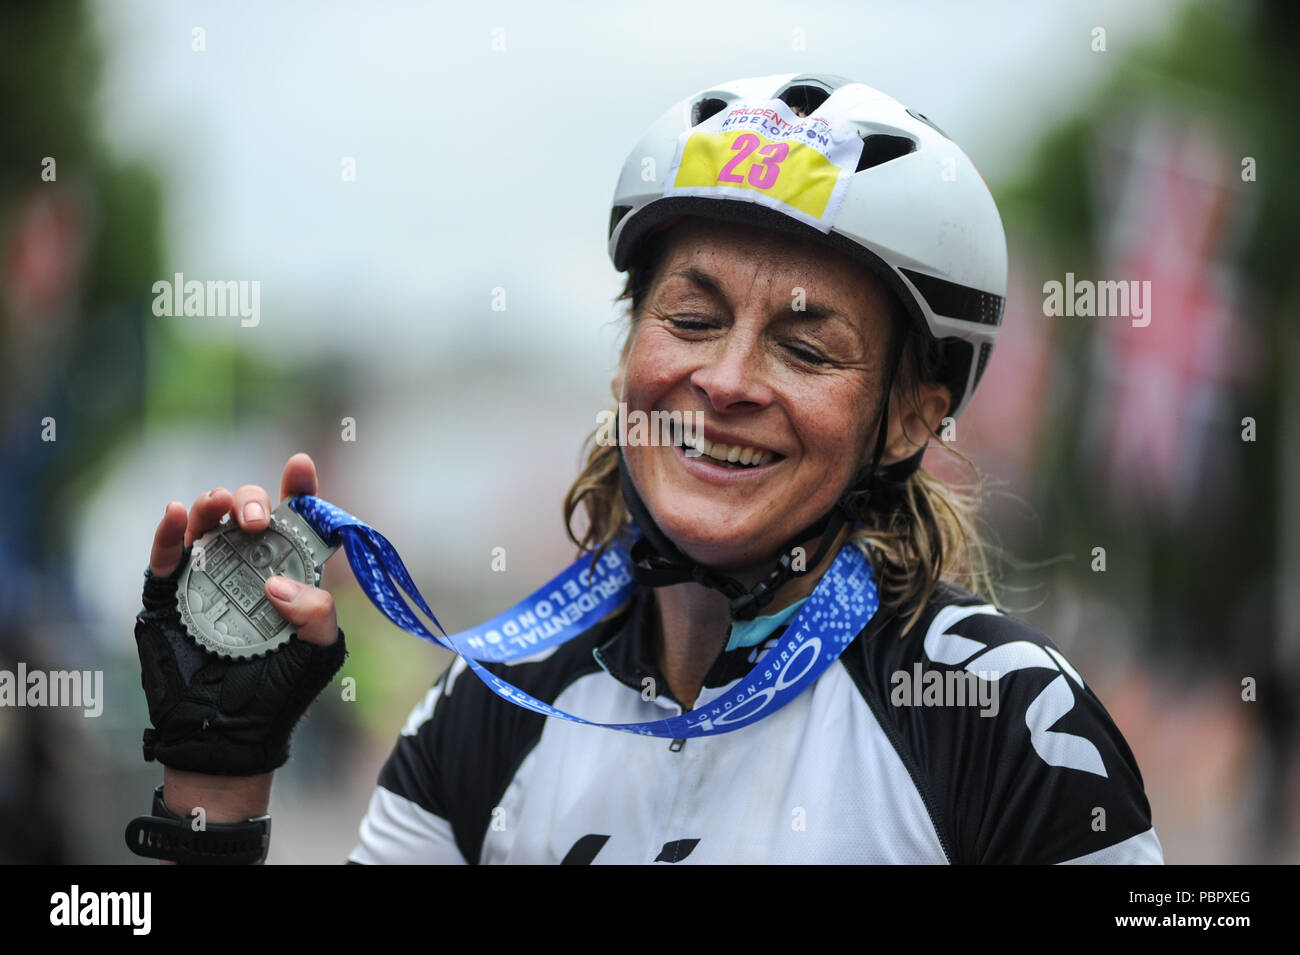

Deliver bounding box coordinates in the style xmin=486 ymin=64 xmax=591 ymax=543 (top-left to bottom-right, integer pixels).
xmin=663 ymin=97 xmax=863 ymax=233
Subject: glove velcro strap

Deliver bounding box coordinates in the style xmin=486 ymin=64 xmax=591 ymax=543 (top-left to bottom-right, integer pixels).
xmin=124 ymin=786 xmax=270 ymax=865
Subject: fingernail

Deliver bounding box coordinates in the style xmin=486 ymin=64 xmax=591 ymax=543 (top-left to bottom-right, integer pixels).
xmin=244 ymin=501 xmax=266 ymax=522
xmin=266 ymin=576 xmax=299 ymax=600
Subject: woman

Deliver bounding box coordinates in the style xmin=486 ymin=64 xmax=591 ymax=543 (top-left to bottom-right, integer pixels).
xmin=129 ymin=73 xmax=1162 ymax=864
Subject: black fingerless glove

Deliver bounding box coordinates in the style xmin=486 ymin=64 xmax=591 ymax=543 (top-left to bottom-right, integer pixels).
xmin=134 ymin=549 xmax=348 ymax=776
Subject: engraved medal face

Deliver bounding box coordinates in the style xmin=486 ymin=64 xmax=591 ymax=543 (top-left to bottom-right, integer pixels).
xmin=176 ymin=498 xmax=338 ymax=659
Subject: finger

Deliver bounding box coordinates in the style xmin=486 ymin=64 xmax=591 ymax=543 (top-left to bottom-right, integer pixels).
xmin=150 ymin=501 xmax=190 ymax=577
xmin=280 ymin=452 xmax=319 ymax=502
xmin=264 ymin=577 xmax=338 ymax=646
xmin=232 ymin=484 xmax=273 ymax=533
xmin=185 ymin=487 xmax=235 ymax=549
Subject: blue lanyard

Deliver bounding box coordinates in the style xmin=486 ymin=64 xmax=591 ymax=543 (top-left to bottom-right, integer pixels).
xmin=291 ymin=494 xmax=879 ymax=738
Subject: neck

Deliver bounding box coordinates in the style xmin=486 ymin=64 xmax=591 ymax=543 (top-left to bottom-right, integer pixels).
xmin=651 ymin=524 xmax=852 ymax=709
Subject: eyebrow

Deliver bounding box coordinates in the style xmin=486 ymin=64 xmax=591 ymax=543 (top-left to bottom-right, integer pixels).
xmin=664 ymin=267 xmax=848 ymax=322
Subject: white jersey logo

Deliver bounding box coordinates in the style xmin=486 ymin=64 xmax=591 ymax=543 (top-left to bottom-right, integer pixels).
xmin=923 ymin=605 xmax=1107 ymax=777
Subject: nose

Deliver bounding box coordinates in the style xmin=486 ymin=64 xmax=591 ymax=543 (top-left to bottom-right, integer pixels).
xmin=688 ymin=325 xmax=775 ymax=412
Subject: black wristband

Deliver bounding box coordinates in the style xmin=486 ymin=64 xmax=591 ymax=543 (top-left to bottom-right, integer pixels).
xmin=125 ymin=785 xmax=271 ymax=865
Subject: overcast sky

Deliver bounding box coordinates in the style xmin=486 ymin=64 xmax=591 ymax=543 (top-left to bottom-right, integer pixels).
xmin=91 ymin=0 xmax=1190 ymax=374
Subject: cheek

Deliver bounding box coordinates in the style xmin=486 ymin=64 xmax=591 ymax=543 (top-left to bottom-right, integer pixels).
xmin=792 ymin=377 xmax=873 ymax=465
xmin=623 ymin=327 xmax=691 ymax=401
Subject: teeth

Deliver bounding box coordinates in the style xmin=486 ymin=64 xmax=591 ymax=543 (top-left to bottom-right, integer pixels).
xmin=682 ymin=430 xmax=775 ymax=467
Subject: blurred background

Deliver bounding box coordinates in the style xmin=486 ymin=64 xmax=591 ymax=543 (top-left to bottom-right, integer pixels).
xmin=0 ymin=0 xmax=1295 ymax=863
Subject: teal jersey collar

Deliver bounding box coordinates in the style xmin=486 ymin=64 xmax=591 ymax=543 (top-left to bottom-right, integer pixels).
xmin=725 ymin=597 xmax=809 ymax=652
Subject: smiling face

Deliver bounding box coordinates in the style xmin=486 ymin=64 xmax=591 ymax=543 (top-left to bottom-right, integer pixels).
xmin=614 ymin=216 xmax=909 ymax=577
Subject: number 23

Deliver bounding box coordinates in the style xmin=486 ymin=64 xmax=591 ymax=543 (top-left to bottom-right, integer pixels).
xmin=717 ymin=133 xmax=789 ymax=189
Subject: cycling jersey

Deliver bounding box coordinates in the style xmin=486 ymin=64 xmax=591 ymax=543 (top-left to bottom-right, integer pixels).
xmin=348 ymin=576 xmax=1163 ymax=864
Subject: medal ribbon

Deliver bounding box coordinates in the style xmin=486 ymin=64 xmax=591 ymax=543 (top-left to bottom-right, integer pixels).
xmin=290 ymin=494 xmax=878 ymax=738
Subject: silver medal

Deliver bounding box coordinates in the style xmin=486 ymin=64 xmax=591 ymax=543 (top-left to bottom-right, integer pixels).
xmin=176 ymin=497 xmax=339 ymax=659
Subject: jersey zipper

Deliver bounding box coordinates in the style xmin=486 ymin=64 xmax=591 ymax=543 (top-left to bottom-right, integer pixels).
xmin=850 ymin=662 xmax=958 ymax=863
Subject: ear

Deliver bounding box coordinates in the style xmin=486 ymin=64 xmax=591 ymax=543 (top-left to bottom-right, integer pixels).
xmin=881 ymin=380 xmax=951 ymax=465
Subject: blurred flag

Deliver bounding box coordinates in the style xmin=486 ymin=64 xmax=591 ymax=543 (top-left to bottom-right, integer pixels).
xmin=1084 ymin=106 xmax=1253 ymax=524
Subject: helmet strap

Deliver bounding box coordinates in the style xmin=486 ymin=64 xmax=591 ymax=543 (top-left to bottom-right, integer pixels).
xmin=838 ymin=328 xmax=906 ymax=519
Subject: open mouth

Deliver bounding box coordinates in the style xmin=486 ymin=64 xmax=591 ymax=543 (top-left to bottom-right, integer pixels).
xmin=672 ymin=421 xmax=785 ymax=470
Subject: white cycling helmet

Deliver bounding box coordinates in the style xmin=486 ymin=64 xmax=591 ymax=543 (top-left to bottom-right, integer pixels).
xmin=607 ymin=72 xmax=1007 ymax=418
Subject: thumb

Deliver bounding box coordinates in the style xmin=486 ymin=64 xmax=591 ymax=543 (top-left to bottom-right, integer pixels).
xmin=264 ymin=576 xmax=339 ymax=647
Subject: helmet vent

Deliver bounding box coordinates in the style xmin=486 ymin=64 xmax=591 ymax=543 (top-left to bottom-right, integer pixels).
xmin=855 ymin=134 xmax=916 ymax=172
xmin=692 ymin=97 xmax=728 ymax=127
xmin=777 ymin=85 xmax=831 ymax=118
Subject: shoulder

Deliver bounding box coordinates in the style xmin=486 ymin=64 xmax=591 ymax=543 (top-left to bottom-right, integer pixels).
xmin=839 ymin=580 xmax=1163 ymax=864
xmin=849 ymin=581 xmax=1090 ymax=712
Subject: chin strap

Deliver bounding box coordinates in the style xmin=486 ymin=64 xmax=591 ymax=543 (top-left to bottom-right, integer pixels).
xmin=618 ymin=328 xmax=909 ymax=622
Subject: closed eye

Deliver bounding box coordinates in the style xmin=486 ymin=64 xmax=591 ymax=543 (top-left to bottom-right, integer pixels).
xmin=784 ymin=343 xmax=829 ymax=365
xmin=664 ymin=317 xmax=718 ymax=332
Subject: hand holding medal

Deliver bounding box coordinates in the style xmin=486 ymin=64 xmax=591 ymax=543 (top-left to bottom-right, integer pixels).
xmin=133 ymin=453 xmax=347 ymax=780
xmin=149 ymin=454 xmax=341 ymax=652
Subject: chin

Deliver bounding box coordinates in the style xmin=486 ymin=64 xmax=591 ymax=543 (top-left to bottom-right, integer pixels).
xmin=647 ymin=496 xmax=784 ymax=571
xmin=630 ymin=445 xmax=837 ymax=571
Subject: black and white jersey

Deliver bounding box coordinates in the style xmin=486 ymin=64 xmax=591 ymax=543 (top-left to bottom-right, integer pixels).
xmin=348 ymin=579 xmax=1163 ymax=864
